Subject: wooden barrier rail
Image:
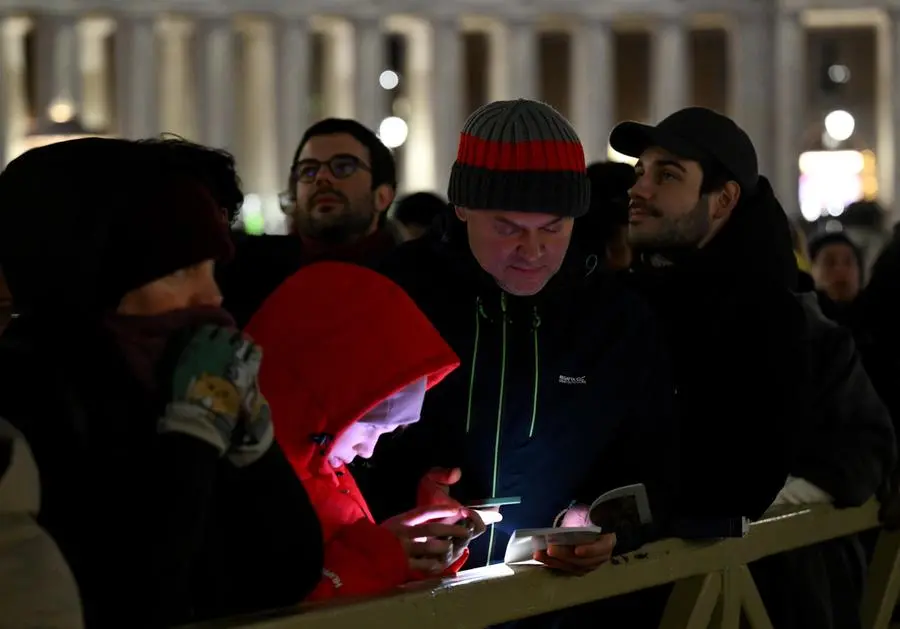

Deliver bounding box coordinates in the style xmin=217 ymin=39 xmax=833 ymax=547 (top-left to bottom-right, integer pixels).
xmin=188 ymin=500 xmax=900 ymax=629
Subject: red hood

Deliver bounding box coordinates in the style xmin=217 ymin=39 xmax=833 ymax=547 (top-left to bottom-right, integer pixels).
xmin=246 ymin=261 xmax=459 ymax=474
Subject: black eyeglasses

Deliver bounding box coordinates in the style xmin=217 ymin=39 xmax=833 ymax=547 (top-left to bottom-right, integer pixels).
xmin=292 ymin=154 xmax=371 ymax=183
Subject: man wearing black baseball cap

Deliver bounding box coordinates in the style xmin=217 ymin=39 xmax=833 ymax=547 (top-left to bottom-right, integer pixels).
xmin=609 ymin=107 xmax=809 ymax=519
xmin=610 ymin=107 xmax=894 ymax=629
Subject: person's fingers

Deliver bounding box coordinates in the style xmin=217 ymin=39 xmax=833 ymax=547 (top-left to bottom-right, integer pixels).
xmin=417 ymin=473 xmax=463 ymax=509
xmin=409 ymin=557 xmax=445 ymax=574
xmin=426 ymin=466 xmax=462 ymax=486
xmin=540 ymin=540 xmax=614 ymax=570
xmin=407 ymin=522 xmax=472 ymax=540
xmin=574 ymin=533 xmax=617 ymax=559
xmin=401 ymin=505 xmax=462 ymax=526
xmin=560 ymin=504 xmax=590 ymax=528
xmin=532 ymin=550 xmax=592 ymax=575
xmin=465 ymin=510 xmax=488 ymax=537
xmin=408 ymin=538 xmax=454 ymax=559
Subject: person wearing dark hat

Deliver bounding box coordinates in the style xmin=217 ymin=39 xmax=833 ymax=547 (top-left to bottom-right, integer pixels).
xmin=609 ymin=106 xmax=808 ymax=520
xmin=611 ymin=108 xmax=894 ymax=628
xmin=356 ymin=99 xmax=677 ymax=581
xmin=0 ymin=138 xmax=324 ymax=627
xmin=218 ymin=118 xmax=404 ymax=328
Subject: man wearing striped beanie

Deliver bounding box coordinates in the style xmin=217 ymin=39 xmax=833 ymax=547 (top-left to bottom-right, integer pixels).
xmin=358 ymin=99 xmax=676 ymax=590
xmin=446 ymin=99 xmax=591 ymax=296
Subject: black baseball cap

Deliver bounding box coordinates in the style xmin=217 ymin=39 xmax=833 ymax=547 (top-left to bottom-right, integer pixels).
xmin=609 ymin=107 xmax=759 ymax=196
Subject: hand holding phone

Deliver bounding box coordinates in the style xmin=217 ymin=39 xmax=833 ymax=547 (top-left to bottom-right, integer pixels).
xmin=381 ymin=505 xmax=471 ymax=573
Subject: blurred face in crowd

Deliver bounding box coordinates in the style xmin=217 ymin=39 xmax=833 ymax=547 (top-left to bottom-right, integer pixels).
xmin=291 ymin=133 xmax=394 ymax=245
xmin=628 ymin=147 xmax=740 ymax=249
xmin=812 ymin=243 xmax=861 ymax=303
xmin=400 ymin=222 xmax=430 ymax=242
xmin=457 ymin=208 xmax=574 ymax=296
xmin=117 ymin=260 xmax=222 ymax=316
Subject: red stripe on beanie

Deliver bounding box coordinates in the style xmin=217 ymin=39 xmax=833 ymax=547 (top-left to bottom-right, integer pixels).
xmin=456 ymin=134 xmax=586 ymax=172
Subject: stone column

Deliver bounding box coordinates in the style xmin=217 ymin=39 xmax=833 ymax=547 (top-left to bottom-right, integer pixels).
xmin=403 ymin=21 xmax=433 ymax=193
xmin=322 ymin=20 xmax=354 ymax=119
xmin=240 ymin=19 xmax=280 ymax=223
xmin=650 ymin=15 xmax=689 ymax=123
xmin=196 ymin=17 xmax=236 ymax=150
xmin=116 ymin=15 xmax=158 ymax=139
xmin=489 ymin=16 xmax=539 ymax=102
xmin=729 ymin=9 xmax=775 ymax=178
xmin=157 ymin=17 xmax=196 ymax=139
xmin=34 ymin=13 xmax=81 ymax=122
xmin=876 ymin=12 xmax=899 ymax=216
xmin=352 ymin=16 xmax=387 ymax=132
xmin=430 ymin=16 xmax=464 ymax=192
xmin=570 ymin=16 xmax=615 ymax=163
xmin=276 ymin=16 xmax=312 ymax=173
xmin=78 ymin=17 xmax=114 ymax=133
xmin=0 ymin=16 xmax=30 ymax=164
xmin=773 ymin=10 xmax=805 ymax=217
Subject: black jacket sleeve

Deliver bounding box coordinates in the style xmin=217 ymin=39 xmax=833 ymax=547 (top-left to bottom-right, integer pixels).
xmin=792 ymin=298 xmax=897 ymax=506
xmin=677 ymin=286 xmax=810 ymax=521
xmin=200 ymin=444 xmax=324 ymax=619
xmin=573 ymin=303 xmax=678 ymax=551
xmin=86 ymin=438 xmax=324 ymax=628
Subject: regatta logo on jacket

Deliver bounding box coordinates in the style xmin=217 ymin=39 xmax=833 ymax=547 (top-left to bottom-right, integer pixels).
xmin=558 ymin=375 xmax=587 ymax=385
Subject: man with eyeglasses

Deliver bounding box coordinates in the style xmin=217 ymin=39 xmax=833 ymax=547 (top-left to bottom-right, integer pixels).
xmin=219 ymin=118 xmax=402 ymax=328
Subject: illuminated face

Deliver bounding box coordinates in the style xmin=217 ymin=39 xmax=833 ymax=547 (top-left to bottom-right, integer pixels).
xmin=629 ymin=147 xmax=714 ymax=249
xmin=456 ymin=208 xmax=574 ymax=296
xmin=327 ymin=379 xmax=426 ymax=468
xmin=812 ymin=242 xmax=861 ymax=303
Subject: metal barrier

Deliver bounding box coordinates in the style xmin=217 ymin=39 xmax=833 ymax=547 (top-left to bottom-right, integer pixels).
xmin=187 ymin=500 xmax=900 ymax=629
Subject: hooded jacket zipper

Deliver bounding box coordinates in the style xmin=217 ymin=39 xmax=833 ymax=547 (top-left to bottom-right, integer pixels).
xmin=466 ymin=293 xmax=541 ymax=565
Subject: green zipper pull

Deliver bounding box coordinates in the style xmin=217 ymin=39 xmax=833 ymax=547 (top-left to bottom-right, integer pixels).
xmin=486 ymin=290 xmax=509 ymax=565
xmin=465 ymin=297 xmax=483 ymax=435
xmin=529 ymin=306 xmax=541 ymax=438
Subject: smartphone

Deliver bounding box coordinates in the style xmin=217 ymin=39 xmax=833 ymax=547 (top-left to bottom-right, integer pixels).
xmin=464 ymin=496 xmax=522 ymax=509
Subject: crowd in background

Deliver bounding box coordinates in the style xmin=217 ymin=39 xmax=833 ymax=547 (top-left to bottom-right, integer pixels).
xmin=0 ymin=99 xmax=897 ymax=629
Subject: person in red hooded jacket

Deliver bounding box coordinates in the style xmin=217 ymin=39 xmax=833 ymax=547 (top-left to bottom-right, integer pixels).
xmin=246 ymin=261 xmax=486 ymax=600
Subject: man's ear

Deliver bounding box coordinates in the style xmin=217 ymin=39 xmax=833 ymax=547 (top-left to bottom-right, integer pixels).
xmin=454 ymin=206 xmax=468 ymax=222
xmin=712 ymin=180 xmax=741 ymax=220
xmin=374 ymin=184 xmax=396 ymax=213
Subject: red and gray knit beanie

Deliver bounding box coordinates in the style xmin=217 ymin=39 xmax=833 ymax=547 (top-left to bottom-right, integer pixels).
xmin=448 ymin=99 xmax=590 ymax=218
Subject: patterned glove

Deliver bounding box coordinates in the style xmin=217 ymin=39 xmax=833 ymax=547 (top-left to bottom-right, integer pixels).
xmin=226 ymin=374 xmax=275 ymax=468
xmin=159 ymin=324 xmax=263 ymax=457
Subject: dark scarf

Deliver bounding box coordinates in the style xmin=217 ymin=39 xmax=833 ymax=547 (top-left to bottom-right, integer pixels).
xmin=103 ymin=306 xmax=237 ymax=399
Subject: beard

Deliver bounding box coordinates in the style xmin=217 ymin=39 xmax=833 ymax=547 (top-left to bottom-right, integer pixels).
xmin=628 ymin=196 xmax=711 ymax=249
xmin=294 ymin=190 xmax=377 ymax=245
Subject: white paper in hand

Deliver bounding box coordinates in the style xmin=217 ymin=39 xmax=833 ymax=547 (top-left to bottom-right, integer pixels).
xmin=503 ymin=527 xmax=605 ymax=564
xmin=503 ymin=483 xmax=653 ymax=564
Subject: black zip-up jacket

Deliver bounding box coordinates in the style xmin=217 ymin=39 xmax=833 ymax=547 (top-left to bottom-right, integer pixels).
xmin=626 ymin=177 xmax=812 ymax=521
xmin=355 ymin=225 xmax=678 ymax=566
